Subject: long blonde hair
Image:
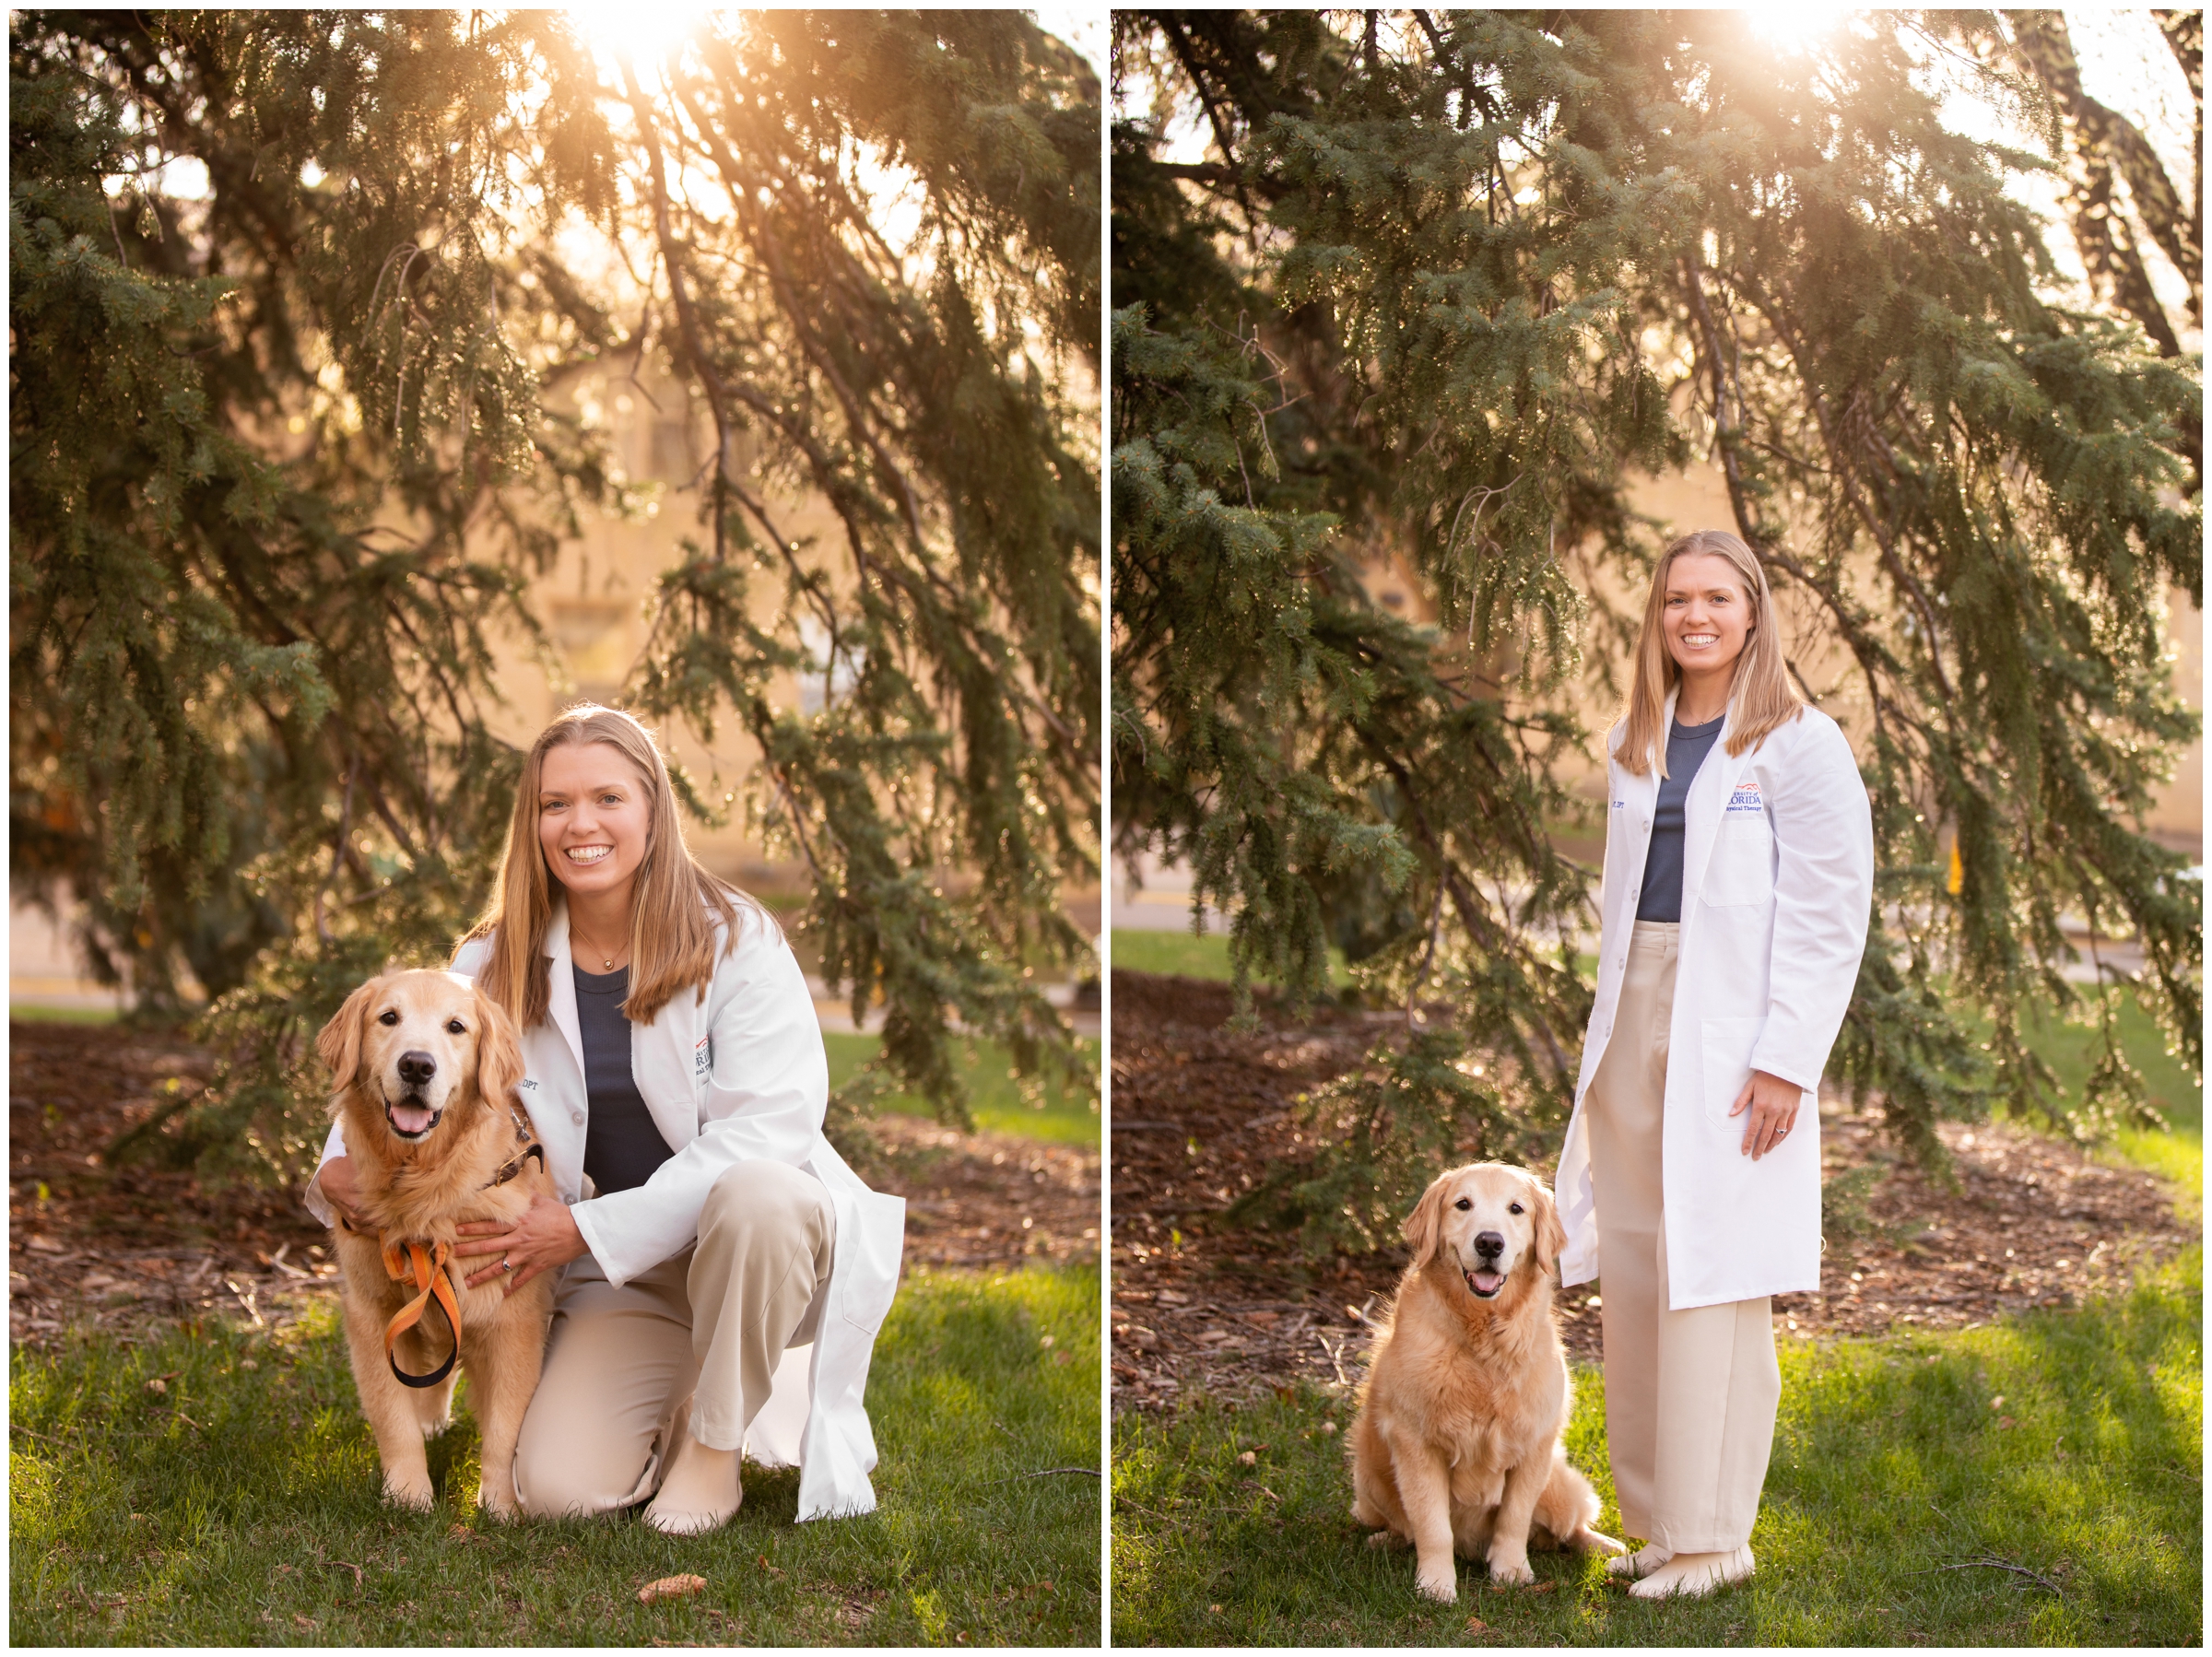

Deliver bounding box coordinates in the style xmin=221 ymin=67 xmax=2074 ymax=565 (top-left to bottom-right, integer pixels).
xmin=460 ymin=705 xmax=764 ymax=1028
xmin=1615 ymin=529 xmax=1802 ymax=777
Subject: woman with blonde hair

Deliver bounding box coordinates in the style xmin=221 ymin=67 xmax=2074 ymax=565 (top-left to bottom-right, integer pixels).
xmin=1550 ymin=530 xmax=1873 ymax=1598
xmin=309 ymin=704 xmax=905 ymax=1533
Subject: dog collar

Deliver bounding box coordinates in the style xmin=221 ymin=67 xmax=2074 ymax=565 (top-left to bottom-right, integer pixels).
xmin=485 ymin=1107 xmax=544 ymax=1191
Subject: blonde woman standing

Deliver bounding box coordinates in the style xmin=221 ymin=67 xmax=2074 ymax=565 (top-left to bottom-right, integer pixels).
xmin=309 ymin=705 xmax=905 ymax=1533
xmin=1551 ymin=531 xmax=1874 ymax=1598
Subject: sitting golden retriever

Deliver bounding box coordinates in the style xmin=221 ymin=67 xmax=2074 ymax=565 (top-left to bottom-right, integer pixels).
xmin=1348 ymin=1162 xmax=1623 ymax=1601
xmin=317 ymin=969 xmax=555 ymax=1517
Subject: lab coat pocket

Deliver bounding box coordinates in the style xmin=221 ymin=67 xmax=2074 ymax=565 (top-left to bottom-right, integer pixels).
xmin=1700 ymin=1016 xmax=1767 ymax=1127
xmin=1703 ymin=816 xmax=1776 ymax=907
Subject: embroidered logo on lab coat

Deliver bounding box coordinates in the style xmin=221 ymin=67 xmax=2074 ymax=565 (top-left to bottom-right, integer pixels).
xmin=1726 ymin=781 xmax=1764 ymax=815
xmin=694 ymin=1035 xmax=712 ymax=1079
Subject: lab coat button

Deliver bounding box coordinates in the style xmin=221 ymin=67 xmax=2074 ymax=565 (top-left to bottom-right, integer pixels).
xmin=571 ymin=1110 xmax=585 ymax=1125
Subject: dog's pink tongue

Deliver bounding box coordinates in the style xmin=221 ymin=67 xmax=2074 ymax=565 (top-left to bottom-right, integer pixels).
xmin=1471 ymin=1268 xmax=1504 ymax=1295
xmin=390 ymin=1101 xmax=433 ymax=1134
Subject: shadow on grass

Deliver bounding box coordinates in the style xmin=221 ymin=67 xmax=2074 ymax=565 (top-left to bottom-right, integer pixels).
xmin=1112 ymin=1251 xmax=2200 ymax=1647
xmin=12 ymin=1263 xmax=1101 ymax=1645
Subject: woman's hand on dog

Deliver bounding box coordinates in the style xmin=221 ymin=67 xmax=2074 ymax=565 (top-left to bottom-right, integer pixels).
xmin=317 ymin=1156 xmax=370 ymax=1229
xmin=1729 ymin=1069 xmax=1801 ymax=1159
xmin=454 ymin=1194 xmax=588 ymax=1293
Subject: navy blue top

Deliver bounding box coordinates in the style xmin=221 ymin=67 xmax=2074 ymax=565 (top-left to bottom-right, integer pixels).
xmin=572 ymin=963 xmax=677 ymax=1195
xmin=1635 ymin=714 xmax=1727 ymax=923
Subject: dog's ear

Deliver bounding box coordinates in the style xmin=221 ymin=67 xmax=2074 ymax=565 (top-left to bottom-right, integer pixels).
xmin=315 ymin=978 xmax=382 ymax=1095
xmin=1402 ymin=1176 xmax=1448 ymax=1268
xmin=1530 ymin=1177 xmax=1566 ymax=1278
xmin=473 ymin=984 xmax=526 ymax=1113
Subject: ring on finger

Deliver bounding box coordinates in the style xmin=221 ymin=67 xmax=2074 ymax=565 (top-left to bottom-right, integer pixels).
xmin=500 ymin=1255 xmax=513 ymax=1274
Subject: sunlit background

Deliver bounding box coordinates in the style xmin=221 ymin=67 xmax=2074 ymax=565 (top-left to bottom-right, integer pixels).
xmin=1115 ymin=10 xmax=2195 ymax=336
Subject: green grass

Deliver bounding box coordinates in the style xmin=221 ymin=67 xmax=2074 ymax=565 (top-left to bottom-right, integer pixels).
xmin=1108 ymin=929 xmax=1349 ymax=988
xmin=1995 ymin=990 xmax=2202 ymax=1205
xmin=1992 ymin=987 xmax=2202 ymax=1134
xmin=10 ymin=1004 xmax=124 ymax=1024
xmin=1112 ymin=1249 xmax=2200 ymax=1646
xmin=1105 ymin=956 xmax=2203 ymax=1641
xmin=824 ymin=1033 xmax=1100 ymax=1146
xmin=12 ymin=1263 xmax=1101 ymax=1645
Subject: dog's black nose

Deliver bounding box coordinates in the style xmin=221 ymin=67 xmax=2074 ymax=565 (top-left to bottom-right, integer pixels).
xmin=1474 ymin=1230 xmax=1505 ymax=1259
xmin=396 ymin=1051 xmax=438 ymax=1088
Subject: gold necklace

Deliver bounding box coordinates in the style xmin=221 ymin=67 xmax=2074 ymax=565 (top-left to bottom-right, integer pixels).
xmin=571 ymin=921 xmax=628 ymax=972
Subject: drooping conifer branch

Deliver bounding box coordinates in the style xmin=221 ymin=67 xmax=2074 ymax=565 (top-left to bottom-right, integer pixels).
xmin=1115 ymin=8 xmax=2200 ymax=1245
xmin=13 ymin=10 xmax=1101 ymax=1176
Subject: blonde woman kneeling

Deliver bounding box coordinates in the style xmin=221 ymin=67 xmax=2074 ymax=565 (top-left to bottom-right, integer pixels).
xmin=310 ymin=706 xmax=905 ymax=1533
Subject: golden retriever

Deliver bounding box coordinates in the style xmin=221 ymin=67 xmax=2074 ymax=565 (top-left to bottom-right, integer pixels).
xmin=317 ymin=969 xmax=555 ymax=1517
xmin=1348 ymin=1162 xmax=1623 ymax=1601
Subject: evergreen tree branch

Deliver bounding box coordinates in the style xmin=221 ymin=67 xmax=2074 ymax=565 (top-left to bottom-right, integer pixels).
xmin=1723 ymin=265 xmax=1959 ymax=708
xmin=1115 ymin=9 xmax=2199 ymax=1208
xmin=2006 ymin=10 xmax=2196 ymax=339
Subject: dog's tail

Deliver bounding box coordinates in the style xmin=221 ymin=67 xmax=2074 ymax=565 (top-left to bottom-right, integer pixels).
xmin=1535 ymin=1447 xmax=1626 ymax=1556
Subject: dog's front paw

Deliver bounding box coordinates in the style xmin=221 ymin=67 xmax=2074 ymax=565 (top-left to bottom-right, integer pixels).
xmin=1414 ymin=1560 xmax=1459 ymax=1604
xmin=477 ymin=1475 xmax=519 ymax=1522
xmin=382 ymin=1475 xmax=435 ymax=1512
xmin=1486 ymin=1552 xmax=1535 ymax=1588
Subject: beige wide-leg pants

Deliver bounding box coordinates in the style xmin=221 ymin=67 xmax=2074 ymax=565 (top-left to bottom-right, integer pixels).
xmin=512 ymin=1158 xmax=836 ymax=1518
xmin=1587 ymin=920 xmax=1781 ymax=1552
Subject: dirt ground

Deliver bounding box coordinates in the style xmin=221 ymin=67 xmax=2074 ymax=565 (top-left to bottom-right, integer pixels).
xmin=7 ymin=1019 xmax=1099 ymax=1350
xmin=1108 ymin=970 xmax=2195 ymax=1416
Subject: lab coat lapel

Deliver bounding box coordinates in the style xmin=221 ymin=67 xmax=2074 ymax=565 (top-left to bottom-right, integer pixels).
xmin=1615 ymin=690 xmax=1669 ymax=851
xmin=1608 ymin=688 xmax=1670 ymax=874
xmin=546 ymin=899 xmax=587 ymax=1086
xmin=1610 ymin=759 xmax=1659 ymax=929
xmin=1680 ymin=700 xmax=1758 ymax=911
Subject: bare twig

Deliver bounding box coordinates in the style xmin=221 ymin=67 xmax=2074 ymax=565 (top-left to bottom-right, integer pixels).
xmin=1909 ymin=1557 xmax=2065 ymax=1595
xmin=981 ymin=1466 xmax=1104 ymax=1486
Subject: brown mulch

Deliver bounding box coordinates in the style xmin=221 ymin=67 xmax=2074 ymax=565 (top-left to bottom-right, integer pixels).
xmin=1108 ymin=970 xmax=2195 ymax=1416
xmin=8 ymin=1020 xmax=333 ymax=1348
xmin=7 ymin=1019 xmax=1097 ymax=1351
xmin=870 ymin=1113 xmax=1100 ymax=1272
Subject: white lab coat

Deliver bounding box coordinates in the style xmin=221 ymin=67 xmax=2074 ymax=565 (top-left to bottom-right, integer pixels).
xmin=1553 ymin=690 xmax=1873 ymax=1310
xmin=306 ymin=899 xmax=907 ymax=1522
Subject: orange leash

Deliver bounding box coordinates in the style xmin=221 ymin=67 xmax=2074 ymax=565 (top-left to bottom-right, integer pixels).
xmin=381 ymin=1239 xmax=462 ymax=1390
